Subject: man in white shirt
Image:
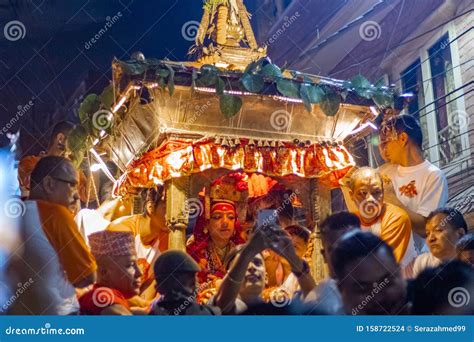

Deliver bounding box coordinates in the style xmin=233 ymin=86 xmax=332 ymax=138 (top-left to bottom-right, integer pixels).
xmin=379 ymin=114 xmax=448 ymax=252
xmin=413 ymin=207 xmax=467 ymax=277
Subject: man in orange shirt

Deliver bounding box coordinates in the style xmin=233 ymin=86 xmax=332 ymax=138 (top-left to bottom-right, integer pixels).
xmin=347 ymin=167 xmax=417 ymax=275
xmin=8 ymin=156 xmax=96 ymax=315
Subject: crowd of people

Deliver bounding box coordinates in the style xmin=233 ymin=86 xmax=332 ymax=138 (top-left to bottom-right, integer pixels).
xmin=3 ymin=114 xmax=473 ymax=315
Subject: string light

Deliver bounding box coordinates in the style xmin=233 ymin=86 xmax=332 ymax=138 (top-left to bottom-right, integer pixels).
xmin=90 ymin=163 xmax=102 ymax=172
xmin=369 ymin=106 xmax=379 ymax=117
xmin=194 ymin=86 xmax=304 ymax=103
xmin=112 ymin=96 xmax=127 ymax=113
xmin=90 ymin=148 xmax=116 ymax=183
xmin=347 ymin=122 xmax=378 ymax=135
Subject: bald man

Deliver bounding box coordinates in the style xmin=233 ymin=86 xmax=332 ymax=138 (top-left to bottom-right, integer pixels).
xmin=347 ymin=167 xmax=417 ymax=275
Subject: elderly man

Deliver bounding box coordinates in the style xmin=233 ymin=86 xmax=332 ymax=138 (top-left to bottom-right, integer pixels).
xmin=9 ymin=156 xmax=96 ymax=315
xmin=331 ymin=231 xmax=409 ymax=315
xmin=80 ymin=230 xmax=142 ymax=315
xmin=347 ymin=167 xmax=417 ymax=273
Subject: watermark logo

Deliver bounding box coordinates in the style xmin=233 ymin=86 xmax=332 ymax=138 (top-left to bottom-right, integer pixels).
xmin=270 ymin=110 xmax=291 ymax=131
xmin=359 ymin=21 xmax=381 ymax=41
xmin=358 ymin=199 xmax=382 ymax=221
xmin=270 ymin=288 xmax=291 ymax=308
xmin=184 ymin=198 xmax=204 ymax=219
xmin=448 ymin=287 xmax=470 ymax=308
xmin=92 ymin=287 xmax=115 ymax=308
xmin=181 ymin=20 xmax=200 ymax=42
xmin=4 ymin=198 xmax=26 ymax=218
xmin=451 ymin=110 xmax=470 ymax=130
xmin=92 ymin=110 xmax=113 ymax=131
xmin=4 ymin=20 xmax=26 ymax=41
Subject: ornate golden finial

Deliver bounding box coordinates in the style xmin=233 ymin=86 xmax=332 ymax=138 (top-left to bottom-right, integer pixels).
xmin=191 ymin=0 xmax=267 ymax=70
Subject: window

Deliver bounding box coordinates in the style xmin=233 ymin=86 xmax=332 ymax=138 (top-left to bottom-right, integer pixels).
xmin=401 ymin=59 xmax=430 ymax=157
xmin=428 ymin=33 xmax=463 ymax=166
xmin=401 ymin=59 xmax=425 ymax=117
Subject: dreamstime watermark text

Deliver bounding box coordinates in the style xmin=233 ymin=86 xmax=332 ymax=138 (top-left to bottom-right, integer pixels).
xmin=5 ymin=323 xmax=85 ymax=336
xmin=0 ymin=99 xmax=34 ymax=136
xmin=84 ymin=12 xmax=123 ymax=50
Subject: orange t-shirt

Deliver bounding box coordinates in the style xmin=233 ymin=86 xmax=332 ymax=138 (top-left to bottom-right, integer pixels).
xmin=36 ymin=200 xmax=97 ymax=284
xmin=360 ymin=203 xmax=413 ymax=263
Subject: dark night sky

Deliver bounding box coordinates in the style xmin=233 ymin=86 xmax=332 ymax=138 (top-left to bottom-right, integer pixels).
xmin=0 ymin=0 xmax=263 ymax=147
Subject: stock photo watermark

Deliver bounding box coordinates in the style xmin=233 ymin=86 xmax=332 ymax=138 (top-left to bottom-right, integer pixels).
xmin=1 ymin=278 xmax=34 ymax=313
xmin=264 ymin=12 xmax=300 ymax=47
xmin=270 ymin=110 xmax=291 ymax=131
xmin=181 ymin=20 xmax=201 ymax=42
xmin=84 ymin=12 xmax=123 ymax=50
xmin=5 ymin=323 xmax=85 ymax=336
xmin=448 ymin=287 xmax=470 ymax=308
xmin=3 ymin=20 xmax=26 ymax=41
xmin=92 ymin=287 xmax=116 ymax=308
xmin=185 ymin=101 xmax=212 ymax=129
xmin=91 ymin=110 xmax=113 ymax=131
xmin=351 ymin=278 xmax=390 ymax=315
xmin=0 ymin=99 xmax=34 ymax=136
xmin=359 ymin=21 xmax=381 ymax=42
xmin=3 ymin=197 xmax=26 ymax=219
xmin=173 ymin=281 xmax=212 ymax=315
xmin=184 ymin=198 xmax=204 ymax=219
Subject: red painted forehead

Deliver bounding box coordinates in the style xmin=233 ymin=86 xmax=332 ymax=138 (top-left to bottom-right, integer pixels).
xmin=211 ymin=202 xmax=236 ymax=214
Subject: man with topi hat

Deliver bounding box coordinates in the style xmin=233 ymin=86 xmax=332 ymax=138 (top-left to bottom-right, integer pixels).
xmin=80 ymin=231 xmax=142 ymax=315
xmin=150 ymin=250 xmax=221 ymax=315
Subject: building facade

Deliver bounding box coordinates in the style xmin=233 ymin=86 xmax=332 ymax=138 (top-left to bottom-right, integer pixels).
xmin=259 ymin=0 xmax=473 ymax=225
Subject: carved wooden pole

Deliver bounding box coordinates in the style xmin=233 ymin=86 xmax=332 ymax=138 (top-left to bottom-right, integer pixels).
xmin=165 ymin=176 xmax=190 ymax=251
xmin=310 ymin=179 xmax=332 ymax=283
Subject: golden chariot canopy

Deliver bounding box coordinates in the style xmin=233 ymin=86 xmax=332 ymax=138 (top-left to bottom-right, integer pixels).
xmin=99 ymin=0 xmax=394 ymax=196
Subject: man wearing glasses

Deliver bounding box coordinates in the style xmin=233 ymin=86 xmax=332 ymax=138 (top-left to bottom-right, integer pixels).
xmin=8 ymin=156 xmax=96 ymax=315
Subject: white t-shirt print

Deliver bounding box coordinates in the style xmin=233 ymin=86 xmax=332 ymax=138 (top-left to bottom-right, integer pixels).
xmin=387 ymin=160 xmax=448 ymax=217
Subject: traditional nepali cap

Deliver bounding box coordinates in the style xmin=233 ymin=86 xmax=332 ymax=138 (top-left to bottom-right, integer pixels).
xmin=88 ymin=231 xmax=136 ymax=257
